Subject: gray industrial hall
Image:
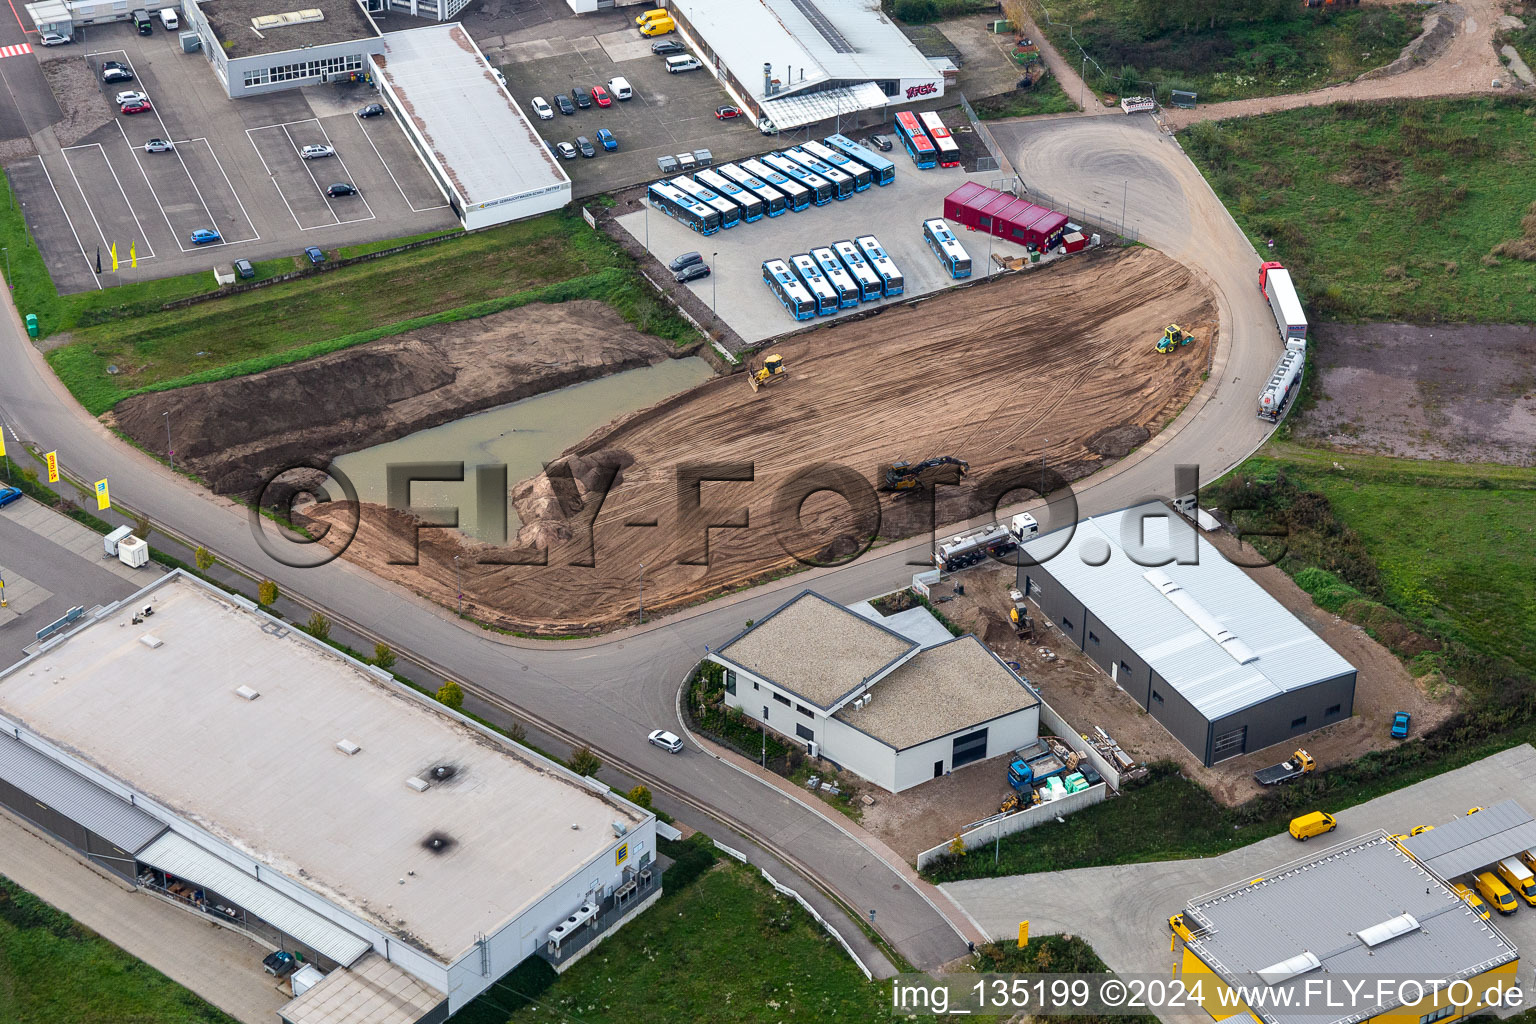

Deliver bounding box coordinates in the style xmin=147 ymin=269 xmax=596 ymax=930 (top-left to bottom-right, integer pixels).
xmin=1016 ymin=502 xmax=1357 ymax=766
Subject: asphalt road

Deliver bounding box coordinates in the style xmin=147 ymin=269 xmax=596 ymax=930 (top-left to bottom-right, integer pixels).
xmin=0 ymin=113 xmax=1280 ymax=970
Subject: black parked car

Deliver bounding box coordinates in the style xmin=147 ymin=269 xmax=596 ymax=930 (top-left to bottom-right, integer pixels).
xmin=668 ymin=251 xmax=702 ymax=272
xmin=233 ymin=258 xmax=255 ymax=279
xmin=554 ymin=93 xmax=575 ymax=115
xmin=575 ymin=136 xmax=595 ymax=158
xmin=868 ymin=133 xmax=893 ymax=152
xmin=357 ymin=103 xmax=385 ymax=118
xmin=674 ymin=262 xmax=710 ymax=284
xmin=326 ymin=182 xmax=357 ymax=197
xmin=570 ymin=87 xmax=592 ymax=110
xmin=650 ymin=39 xmax=684 ymax=55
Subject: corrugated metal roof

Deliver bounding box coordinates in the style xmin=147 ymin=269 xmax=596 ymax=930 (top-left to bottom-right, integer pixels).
xmin=761 ymin=81 xmax=890 ymax=131
xmin=1019 ymin=503 xmax=1355 ymax=719
xmin=138 ymin=832 xmax=372 ymax=966
xmin=1401 ymin=800 xmax=1536 ymax=878
xmin=0 ymin=733 xmax=164 ymax=853
xmin=1186 ymin=835 xmax=1518 ymax=1024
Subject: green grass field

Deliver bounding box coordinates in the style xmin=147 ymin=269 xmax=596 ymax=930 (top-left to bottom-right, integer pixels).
xmin=1033 ymin=0 xmax=1417 ymax=103
xmin=0 ymin=876 xmax=240 ymax=1024
xmin=974 ymin=72 xmax=1078 ymax=118
xmin=1184 ymin=98 xmax=1536 ymax=322
xmin=42 ymin=212 xmax=697 ymax=414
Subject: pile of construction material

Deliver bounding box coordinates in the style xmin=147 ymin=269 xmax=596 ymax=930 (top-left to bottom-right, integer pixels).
xmin=1088 ymin=727 xmax=1147 ymax=783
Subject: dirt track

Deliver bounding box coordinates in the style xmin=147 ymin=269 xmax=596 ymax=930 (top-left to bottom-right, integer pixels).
xmin=108 ymin=301 xmax=680 ymax=496
xmin=308 ymin=246 xmax=1217 ymax=635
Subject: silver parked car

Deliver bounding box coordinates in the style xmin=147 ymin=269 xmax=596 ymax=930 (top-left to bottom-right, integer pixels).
xmin=300 ymin=144 xmax=335 ymax=160
xmin=647 ymin=729 xmax=683 ymax=753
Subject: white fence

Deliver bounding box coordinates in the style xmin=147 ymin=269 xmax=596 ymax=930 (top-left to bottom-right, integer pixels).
xmin=1038 ymin=698 xmax=1122 ymax=790
xmin=915 ymin=782 xmax=1106 ymax=871
xmin=712 ymin=841 xmax=873 ymax=980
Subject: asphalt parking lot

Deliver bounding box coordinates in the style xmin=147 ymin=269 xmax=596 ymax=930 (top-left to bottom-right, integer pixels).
xmin=615 ymin=159 xmax=1037 ymax=345
xmin=13 ymin=23 xmax=455 ymax=294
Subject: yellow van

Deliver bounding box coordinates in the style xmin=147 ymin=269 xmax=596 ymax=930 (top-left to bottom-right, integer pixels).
xmin=1289 ymin=811 xmax=1336 ymax=841
xmin=639 ymin=17 xmax=674 ymax=36
xmin=635 ymin=7 xmax=667 ymax=25
xmin=1452 ymin=882 xmax=1492 ymax=920
xmin=1520 ymin=848 xmax=1536 ymax=875
xmin=1475 ymin=871 xmax=1518 ymax=915
xmin=1495 ymin=857 xmax=1536 ymax=905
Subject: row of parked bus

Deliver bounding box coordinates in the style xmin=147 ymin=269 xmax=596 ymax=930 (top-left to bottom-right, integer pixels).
xmin=762 ymin=236 xmax=903 ymax=320
xmin=645 ymin=135 xmax=896 ymax=236
xmin=894 ymin=110 xmax=962 ymax=170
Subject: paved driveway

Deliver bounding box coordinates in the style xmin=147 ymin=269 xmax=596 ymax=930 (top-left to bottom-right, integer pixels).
xmin=944 ymin=743 xmax=1536 ymax=1006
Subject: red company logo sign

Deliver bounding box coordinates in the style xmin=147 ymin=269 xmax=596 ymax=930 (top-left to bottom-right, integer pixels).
xmin=905 ymin=82 xmax=938 ymax=99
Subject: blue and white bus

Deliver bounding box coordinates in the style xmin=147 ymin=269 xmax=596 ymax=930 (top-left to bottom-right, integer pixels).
xmin=762 ymin=153 xmax=834 ymax=205
xmin=811 ymin=246 xmax=860 ymax=308
xmin=894 ymin=111 xmax=937 ymax=170
xmin=783 ymin=147 xmax=854 ymax=200
xmin=855 ymin=234 xmax=903 ymax=295
xmin=648 ymin=181 xmax=721 ymax=235
xmin=922 ymin=217 xmax=972 ymax=278
xmin=719 ymin=163 xmax=787 ymax=217
xmin=832 ymin=239 xmax=883 ymax=301
xmin=801 ymin=140 xmax=872 ymax=191
xmin=695 ymin=168 xmax=764 ymax=222
xmin=762 ymin=258 xmax=815 ymax=320
xmin=824 ymin=134 xmax=895 ymax=186
xmin=670 ymin=175 xmax=741 ymax=229
xmin=789 ymin=253 xmax=839 ymax=315
xmin=741 ymin=157 xmax=811 ymax=211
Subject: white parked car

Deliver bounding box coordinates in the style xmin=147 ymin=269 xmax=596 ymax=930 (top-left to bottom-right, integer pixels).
xmin=143 ymin=138 xmax=174 ymax=153
xmin=608 ymin=76 xmax=632 ymax=100
xmin=647 ymin=729 xmax=683 ymax=754
xmin=300 ymin=144 xmax=335 ymax=160
xmin=530 ymin=95 xmax=553 ymax=120
xmin=39 ymin=31 xmax=70 ymax=45
xmin=114 ymin=90 xmax=149 ymax=106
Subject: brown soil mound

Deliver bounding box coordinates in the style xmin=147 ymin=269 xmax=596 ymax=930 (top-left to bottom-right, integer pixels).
xmin=308 ymin=246 xmax=1218 ymax=635
xmin=109 ymin=301 xmax=681 ymax=496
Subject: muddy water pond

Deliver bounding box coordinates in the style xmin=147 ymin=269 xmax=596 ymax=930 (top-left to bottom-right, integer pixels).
xmin=332 ymin=357 xmax=715 ymax=540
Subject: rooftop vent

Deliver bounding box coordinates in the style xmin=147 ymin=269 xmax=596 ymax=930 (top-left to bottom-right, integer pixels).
xmin=406 ymin=776 xmax=430 ymax=792
xmin=612 ymin=821 xmax=628 ymax=837
xmin=235 ymin=685 xmax=260 ymax=701
xmin=1257 ymin=950 xmax=1322 ymax=986
xmin=336 ymin=739 xmax=361 ymax=756
xmin=1143 ymin=569 xmax=1258 ymax=665
xmin=1357 ymin=913 xmax=1421 ymax=948
xmin=429 ymin=764 xmax=457 ymax=782
xmin=421 ymin=831 xmax=455 ymax=855
xmin=251 ymin=8 xmax=324 ymax=30
xmin=138 ymin=634 xmax=163 ymax=649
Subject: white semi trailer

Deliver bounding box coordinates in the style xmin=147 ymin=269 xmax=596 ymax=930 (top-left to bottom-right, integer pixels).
xmin=933 ymin=513 xmax=1039 ymax=572
xmin=1257 ymin=262 xmax=1308 ymax=422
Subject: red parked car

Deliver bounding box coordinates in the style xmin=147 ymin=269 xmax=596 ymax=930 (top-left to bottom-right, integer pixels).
xmin=715 ymin=105 xmax=740 ymax=120
xmin=120 ymin=98 xmax=152 ymax=115
xmin=590 ymin=85 xmax=612 ymax=107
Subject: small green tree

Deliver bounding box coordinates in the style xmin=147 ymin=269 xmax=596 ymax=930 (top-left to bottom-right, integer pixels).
xmin=306 ymin=612 xmax=331 ymax=641
xmin=257 ymin=579 xmax=279 ymax=607
xmin=626 ymin=785 xmax=653 ymax=809
xmin=372 ymin=643 xmax=396 ymax=670
xmin=132 ymin=513 xmax=152 ymax=539
xmin=508 ymin=721 xmax=528 ymax=744
xmin=948 ymin=832 xmax=967 ymax=858
xmin=569 ymin=745 xmax=602 ymax=777
xmin=436 ymin=680 xmax=464 ymax=710
xmin=194 ymin=546 xmax=215 ymax=571
xmin=21 ymin=468 xmax=37 ymax=484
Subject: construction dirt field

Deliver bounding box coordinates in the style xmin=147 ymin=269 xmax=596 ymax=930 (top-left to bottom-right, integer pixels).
xmin=108 ymin=301 xmax=683 ymax=497
xmin=304 ymin=245 xmax=1217 ymax=635
xmin=1294 ymin=323 xmax=1536 ymax=466
xmin=923 ymin=539 xmax=1456 ymax=807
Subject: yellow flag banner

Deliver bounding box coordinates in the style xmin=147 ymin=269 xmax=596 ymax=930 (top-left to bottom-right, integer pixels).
xmin=95 ymin=478 xmax=110 ymax=511
xmin=130 ymin=242 xmax=137 ymax=269
xmin=44 ymin=450 xmax=59 ymax=483
xmin=110 ymin=243 xmax=118 ymax=272
xmin=0 ymin=429 xmax=7 ymax=458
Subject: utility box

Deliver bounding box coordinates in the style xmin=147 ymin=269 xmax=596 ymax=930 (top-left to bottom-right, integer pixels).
xmin=1171 ymin=89 xmax=1197 ymax=109
xmin=103 ymin=525 xmax=133 ymax=557
xmin=179 ymin=30 xmax=200 ymax=52
xmin=117 ymin=534 xmax=149 ymax=568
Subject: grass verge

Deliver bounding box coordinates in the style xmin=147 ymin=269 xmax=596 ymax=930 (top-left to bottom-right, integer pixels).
xmin=451 ymin=834 xmax=887 ymax=1024
xmin=0 ymin=876 xmax=240 ymax=1023
xmin=45 ymin=210 xmax=697 ymax=413
xmin=1034 ymin=0 xmax=1417 ymax=103
xmin=923 ymin=446 xmax=1536 ymax=882
xmin=973 ymin=73 xmax=1077 ymax=118
xmin=1184 ymin=97 xmax=1536 ymax=322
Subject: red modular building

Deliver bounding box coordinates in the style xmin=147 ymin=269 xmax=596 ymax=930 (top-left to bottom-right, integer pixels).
xmin=941 ymin=181 xmax=993 ymax=224
xmin=941 ymin=184 xmax=1070 ymax=248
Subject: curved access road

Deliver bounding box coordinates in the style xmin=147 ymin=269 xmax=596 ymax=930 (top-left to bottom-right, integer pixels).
xmin=0 ymin=114 xmax=1280 ymax=972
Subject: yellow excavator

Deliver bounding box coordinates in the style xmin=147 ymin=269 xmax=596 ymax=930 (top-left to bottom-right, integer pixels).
xmin=747 ymin=353 xmax=786 ymax=392
xmin=1155 ymin=323 xmax=1192 ymax=355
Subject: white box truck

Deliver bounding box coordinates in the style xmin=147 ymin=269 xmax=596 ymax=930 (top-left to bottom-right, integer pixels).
xmin=117 ymin=534 xmax=149 ymax=568
xmin=103 ymin=525 xmax=133 ymax=557
xmin=1259 ymin=261 xmax=1307 ymax=344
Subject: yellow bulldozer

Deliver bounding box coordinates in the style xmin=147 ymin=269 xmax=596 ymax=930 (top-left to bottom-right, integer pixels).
xmin=747 ymin=353 xmax=786 ymax=392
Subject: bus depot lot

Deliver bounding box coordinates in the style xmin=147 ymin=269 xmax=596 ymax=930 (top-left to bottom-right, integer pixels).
xmin=499 ymin=24 xmax=773 ymax=198
xmin=18 ymin=26 xmax=453 ymax=293
xmin=616 ymin=166 xmax=1036 ymax=345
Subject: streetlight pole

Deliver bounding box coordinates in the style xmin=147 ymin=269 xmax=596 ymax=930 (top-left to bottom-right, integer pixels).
xmin=761 ymin=705 xmax=767 ymax=767
xmin=453 ymin=555 xmax=462 ymax=616
xmin=2 ymin=247 xmax=9 ymax=288
xmin=1080 ymin=54 xmax=1086 ymax=109
xmin=711 ymin=252 xmax=717 ymax=314
xmin=1040 ymin=438 xmax=1049 ymax=497
xmin=163 ymin=410 xmax=173 ymax=472
xmin=638 ymin=562 xmax=645 ymax=625
xmin=1121 ymin=179 xmax=1128 ymax=237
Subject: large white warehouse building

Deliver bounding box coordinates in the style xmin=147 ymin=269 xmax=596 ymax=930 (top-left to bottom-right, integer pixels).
xmin=0 ymin=572 xmax=655 ymax=1024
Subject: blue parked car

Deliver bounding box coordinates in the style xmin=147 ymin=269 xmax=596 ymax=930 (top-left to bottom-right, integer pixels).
xmin=1391 ymin=711 xmax=1411 ymax=739
xmin=305 ymin=246 xmax=326 ymax=265
xmin=0 ymin=484 xmax=22 ymax=509
xmin=189 ymin=228 xmax=221 ymax=245
xmin=596 ymin=127 xmax=617 ymax=151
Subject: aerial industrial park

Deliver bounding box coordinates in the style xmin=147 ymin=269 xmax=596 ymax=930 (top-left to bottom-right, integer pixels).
xmin=0 ymin=0 xmax=1533 ymax=1022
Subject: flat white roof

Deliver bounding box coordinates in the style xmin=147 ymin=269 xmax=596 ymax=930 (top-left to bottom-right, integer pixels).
xmin=671 ymin=0 xmax=937 ymax=106
xmin=0 ymin=573 xmax=642 ymax=965
xmin=372 ymin=24 xmax=568 ymax=209
xmin=1021 ymin=503 xmax=1355 ymax=719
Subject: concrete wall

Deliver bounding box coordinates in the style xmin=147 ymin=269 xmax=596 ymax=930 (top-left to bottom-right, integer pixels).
xmin=915 ymin=783 xmax=1106 ymax=871
xmin=887 ymin=706 xmax=1039 ymax=794
xmin=817 ymin=714 xmax=897 ymax=791
xmin=1037 ymin=698 xmax=1120 ymax=790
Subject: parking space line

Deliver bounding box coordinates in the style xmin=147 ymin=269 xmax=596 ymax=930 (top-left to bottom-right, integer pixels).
xmin=33 ymin=156 xmax=103 ymax=291
xmin=314 ymin=119 xmax=375 ymax=225
xmin=115 ymin=122 xmax=200 ymax=253
xmin=84 ymin=141 xmax=157 ymax=260
xmin=280 ymin=122 xmax=341 ymax=227
xmin=191 ymin=138 xmax=260 ymax=244
xmin=58 ymin=148 xmax=112 ymax=257
xmin=245 ymin=125 xmax=306 ymax=232
xmin=355 ymin=114 xmax=448 ymax=214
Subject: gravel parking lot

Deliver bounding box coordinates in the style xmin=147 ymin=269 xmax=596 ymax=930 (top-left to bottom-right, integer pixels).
xmin=616 ymin=161 xmax=1041 ymax=345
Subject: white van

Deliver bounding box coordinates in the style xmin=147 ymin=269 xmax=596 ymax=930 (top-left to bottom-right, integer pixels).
xmin=664 ymin=55 xmax=700 ymax=74
xmin=158 ymin=6 xmax=178 ymax=29
xmin=608 ymin=76 xmax=633 ymax=100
